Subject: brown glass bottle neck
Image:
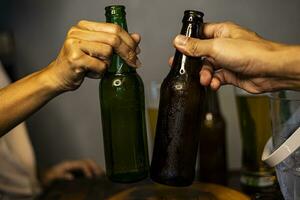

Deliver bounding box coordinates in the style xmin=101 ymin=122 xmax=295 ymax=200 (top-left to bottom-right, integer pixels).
xmin=180 ymin=19 xmax=202 ymax=37
xmin=170 ymin=21 xmax=203 ymax=77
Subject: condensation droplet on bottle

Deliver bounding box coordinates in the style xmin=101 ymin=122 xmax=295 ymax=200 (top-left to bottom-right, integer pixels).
xmin=175 ymin=84 xmax=183 ymax=90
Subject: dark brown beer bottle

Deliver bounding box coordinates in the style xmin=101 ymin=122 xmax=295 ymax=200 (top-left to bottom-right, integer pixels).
xmin=150 ymin=10 xmax=205 ymax=187
xmin=197 ymin=88 xmax=227 ymax=185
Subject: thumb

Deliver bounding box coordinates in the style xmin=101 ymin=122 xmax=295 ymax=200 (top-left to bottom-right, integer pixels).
xmin=173 ymin=35 xmax=213 ymax=57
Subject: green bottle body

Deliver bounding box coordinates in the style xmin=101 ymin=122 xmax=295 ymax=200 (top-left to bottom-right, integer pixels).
xmin=99 ymin=5 xmax=149 ymax=183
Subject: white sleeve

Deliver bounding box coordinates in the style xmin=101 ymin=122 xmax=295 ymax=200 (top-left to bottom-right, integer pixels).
xmin=0 ymin=61 xmax=41 ymax=195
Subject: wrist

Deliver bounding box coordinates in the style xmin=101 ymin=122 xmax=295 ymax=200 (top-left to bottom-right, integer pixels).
xmin=38 ymin=62 xmax=68 ymax=96
xmin=272 ymin=45 xmax=300 ymax=90
xmin=275 ymin=46 xmax=300 ymax=78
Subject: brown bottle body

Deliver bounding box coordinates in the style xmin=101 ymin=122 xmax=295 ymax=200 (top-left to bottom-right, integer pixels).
xmin=150 ymin=10 xmax=205 ymax=186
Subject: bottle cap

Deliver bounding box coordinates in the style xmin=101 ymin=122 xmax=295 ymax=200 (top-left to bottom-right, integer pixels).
xmin=262 ymin=126 xmax=300 ymax=167
xmin=184 ymin=10 xmax=204 ymax=18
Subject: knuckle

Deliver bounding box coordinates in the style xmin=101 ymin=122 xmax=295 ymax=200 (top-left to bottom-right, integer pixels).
xmin=77 ymin=20 xmax=88 ymax=27
xmin=223 ymin=21 xmax=237 ymax=30
xmin=109 ymin=34 xmax=121 ymax=47
xmin=62 ymin=161 xmax=72 ymax=168
xmin=111 ymin=24 xmax=122 ymax=34
xmin=82 ymin=165 xmax=89 ymax=170
xmin=64 ymin=38 xmax=76 ymax=47
xmin=217 ymin=24 xmax=229 ymax=37
xmin=217 ymin=21 xmax=237 ymax=38
xmin=224 ymin=21 xmax=234 ymax=26
xmin=103 ymin=46 xmax=113 ymax=57
xmin=211 ymin=38 xmax=221 ymax=53
xmin=107 ymin=46 xmax=113 ymax=55
xmin=97 ymin=60 xmax=108 ymax=71
xmin=100 ymin=61 xmax=108 ymax=70
xmin=67 ymin=27 xmax=77 ymax=36
xmin=67 ymin=50 xmax=80 ymax=64
xmin=79 ymin=160 xmax=87 ymax=166
xmin=126 ymin=50 xmax=136 ymax=62
xmin=187 ymin=38 xmax=200 ymax=56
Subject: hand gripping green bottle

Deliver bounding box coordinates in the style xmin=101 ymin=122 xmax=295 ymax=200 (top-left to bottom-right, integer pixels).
xmin=100 ymin=5 xmax=149 ymax=183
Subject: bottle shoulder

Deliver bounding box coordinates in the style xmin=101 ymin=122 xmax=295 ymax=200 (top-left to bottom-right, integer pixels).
xmin=100 ymin=71 xmax=144 ymax=92
xmin=101 ymin=71 xmax=143 ymax=82
xmin=161 ymin=73 xmax=204 ymax=91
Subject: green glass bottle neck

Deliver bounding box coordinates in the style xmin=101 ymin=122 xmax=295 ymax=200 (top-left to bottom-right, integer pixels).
xmin=170 ymin=20 xmax=203 ymax=77
xmin=106 ymin=15 xmax=135 ymax=74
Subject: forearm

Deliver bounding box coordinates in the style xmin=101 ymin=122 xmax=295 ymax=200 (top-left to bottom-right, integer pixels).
xmin=0 ymin=21 xmax=140 ymax=136
xmin=0 ymin=67 xmax=61 ymax=136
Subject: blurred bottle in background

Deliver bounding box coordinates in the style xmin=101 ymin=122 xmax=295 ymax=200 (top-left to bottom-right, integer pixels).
xmin=0 ymin=29 xmax=17 ymax=80
xmin=196 ymin=88 xmax=227 ymax=185
xmin=0 ymin=0 xmax=15 ymax=80
xmin=235 ymin=88 xmax=276 ymax=191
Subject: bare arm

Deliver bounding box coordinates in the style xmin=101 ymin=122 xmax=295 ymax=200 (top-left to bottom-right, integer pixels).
xmin=0 ymin=67 xmax=60 ymax=135
xmin=0 ymin=20 xmax=141 ymax=136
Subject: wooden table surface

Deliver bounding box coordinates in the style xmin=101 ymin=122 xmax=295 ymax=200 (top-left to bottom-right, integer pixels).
xmin=37 ymin=172 xmax=284 ymax=200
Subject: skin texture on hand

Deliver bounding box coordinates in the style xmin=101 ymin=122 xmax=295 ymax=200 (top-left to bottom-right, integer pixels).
xmin=0 ymin=21 xmax=140 ymax=136
xmin=46 ymin=20 xmax=141 ymax=92
xmin=40 ymin=159 xmax=103 ymax=187
xmin=172 ymin=22 xmax=300 ymax=93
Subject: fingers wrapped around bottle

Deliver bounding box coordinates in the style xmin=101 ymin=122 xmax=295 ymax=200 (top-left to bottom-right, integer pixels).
xmin=63 ymin=21 xmax=141 ymax=78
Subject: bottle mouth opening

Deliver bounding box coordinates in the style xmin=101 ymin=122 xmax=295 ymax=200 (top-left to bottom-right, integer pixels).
xmin=182 ymin=10 xmax=204 ymax=23
xmin=105 ymin=5 xmax=126 ymax=16
xmin=105 ymin=5 xmax=125 ymax=10
xmin=184 ymin=10 xmax=204 ymax=18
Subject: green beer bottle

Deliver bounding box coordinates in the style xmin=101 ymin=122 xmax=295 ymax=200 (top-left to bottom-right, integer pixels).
xmin=99 ymin=5 xmax=149 ymax=183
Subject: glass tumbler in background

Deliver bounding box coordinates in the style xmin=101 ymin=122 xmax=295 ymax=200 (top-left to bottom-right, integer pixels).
xmin=269 ymin=91 xmax=300 ymax=200
xmin=146 ymin=81 xmax=161 ymax=143
xmin=235 ymin=88 xmax=276 ymax=189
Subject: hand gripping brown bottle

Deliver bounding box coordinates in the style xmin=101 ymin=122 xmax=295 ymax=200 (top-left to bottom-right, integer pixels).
xmin=150 ymin=10 xmax=205 ymax=186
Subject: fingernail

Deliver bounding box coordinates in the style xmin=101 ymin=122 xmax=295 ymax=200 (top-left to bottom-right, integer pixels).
xmin=136 ymin=46 xmax=141 ymax=54
xmin=175 ymin=35 xmax=188 ymax=47
xmin=136 ymin=58 xmax=142 ymax=67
